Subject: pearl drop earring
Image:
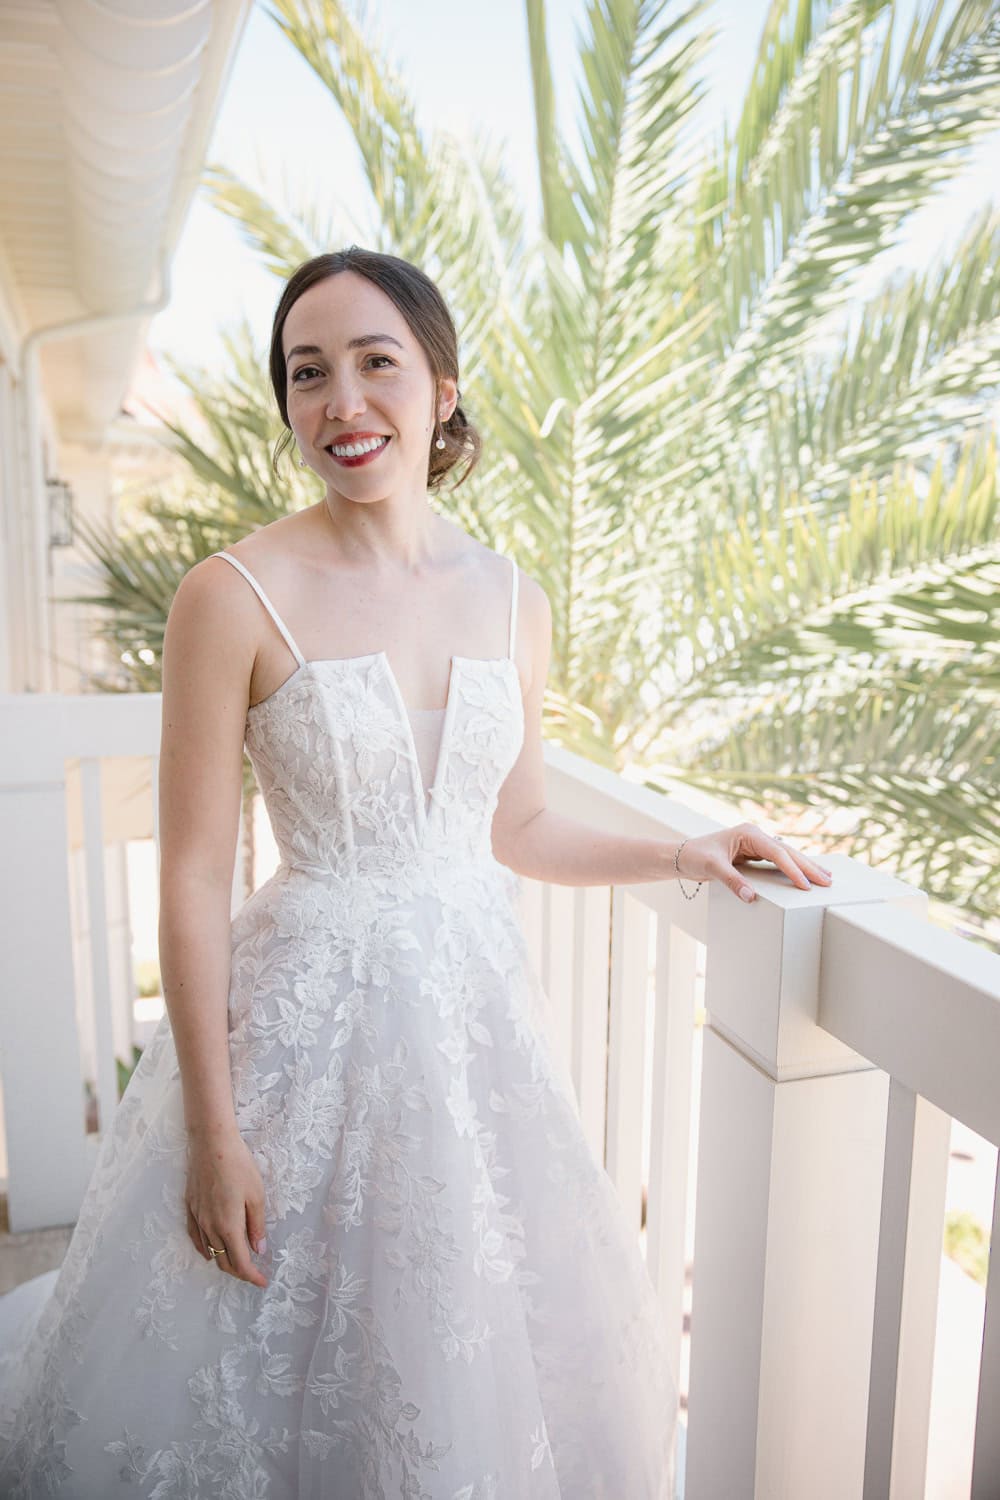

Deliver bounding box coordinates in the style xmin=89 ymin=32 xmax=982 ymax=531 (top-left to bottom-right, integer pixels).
xmin=435 ymin=413 xmax=446 ymax=451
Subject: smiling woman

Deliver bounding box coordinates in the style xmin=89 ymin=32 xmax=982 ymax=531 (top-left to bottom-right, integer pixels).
xmin=287 ymin=333 xmax=405 ymax=466
xmin=325 ymin=431 xmax=391 ymax=466
xmin=269 ymin=247 xmax=481 ymax=494
xmin=0 ymin=244 xmax=830 ymax=1500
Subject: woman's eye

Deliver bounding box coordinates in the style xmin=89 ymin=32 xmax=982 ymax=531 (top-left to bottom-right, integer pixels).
xmin=291 ymin=356 xmax=394 ymax=383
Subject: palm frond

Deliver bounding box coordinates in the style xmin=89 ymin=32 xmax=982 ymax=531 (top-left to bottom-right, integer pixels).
xmin=648 ymin=673 xmax=1000 ymax=925
xmin=74 ymin=0 xmax=1000 ymax=930
xmin=525 ymin=0 xmax=589 ymax=254
xmin=621 ymin=433 xmax=999 ymax=758
xmin=716 ymin=0 xmax=1000 ymax=385
xmin=200 ymin=162 xmax=344 ymax=277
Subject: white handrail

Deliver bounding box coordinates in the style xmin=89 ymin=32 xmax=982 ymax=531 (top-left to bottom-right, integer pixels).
xmin=1 ymin=693 xmax=996 ymax=1497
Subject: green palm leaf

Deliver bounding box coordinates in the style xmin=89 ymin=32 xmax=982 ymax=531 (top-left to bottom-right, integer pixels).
xmin=70 ymin=0 xmax=1000 ymax=939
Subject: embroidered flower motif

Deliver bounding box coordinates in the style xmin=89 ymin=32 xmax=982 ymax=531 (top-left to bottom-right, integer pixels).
xmin=0 ymin=647 xmax=677 ymax=1499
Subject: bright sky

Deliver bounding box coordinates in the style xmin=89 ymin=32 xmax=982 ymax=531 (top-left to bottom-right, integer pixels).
xmin=148 ymin=0 xmax=998 ymax=370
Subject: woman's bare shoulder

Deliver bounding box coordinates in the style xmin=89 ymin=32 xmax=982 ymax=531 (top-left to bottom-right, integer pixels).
xmin=227 ymin=509 xmax=312 ymax=558
xmin=188 ymin=510 xmax=317 ymax=588
xmin=449 ymin=525 xmax=545 ymax=600
xmin=482 ymin=540 xmax=549 ymax=620
xmin=451 ymin=533 xmax=550 ymax=684
xmin=170 ymin=516 xmax=310 ymax=657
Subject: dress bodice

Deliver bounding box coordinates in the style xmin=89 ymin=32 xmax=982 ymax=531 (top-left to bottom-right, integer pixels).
xmin=209 ymin=551 xmax=525 ymax=889
xmin=408 ymin=706 xmax=446 ymax=812
xmin=0 ymin=549 xmax=678 ymax=1500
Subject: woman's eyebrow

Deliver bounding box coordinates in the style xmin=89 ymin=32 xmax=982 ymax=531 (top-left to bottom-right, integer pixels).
xmin=347 ymin=333 xmax=404 ymax=351
xmin=285 ymin=333 xmax=405 ymax=365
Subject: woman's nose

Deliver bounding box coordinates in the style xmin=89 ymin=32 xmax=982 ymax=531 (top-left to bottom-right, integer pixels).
xmin=325 ymin=374 xmax=365 ymax=419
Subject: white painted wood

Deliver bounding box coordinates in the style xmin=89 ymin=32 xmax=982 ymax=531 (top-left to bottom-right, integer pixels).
xmin=0 ymin=780 xmax=90 ymax=1230
xmin=542 ymin=880 xmax=576 ymax=1070
xmin=865 ymin=1079 xmax=918 ymax=1499
xmin=108 ymin=839 xmax=138 ymax=1071
xmin=685 ymin=1024 xmax=768 ymax=1497
xmin=67 ymin=841 xmax=98 ymax=1098
xmin=0 ymin=691 xmax=164 ymax=773
xmin=888 ymin=1094 xmax=951 ymax=1499
xmin=606 ymin=890 xmax=653 ymax=1228
xmin=686 ymin=1025 xmax=890 ymax=1498
xmin=704 ymin=877 xmax=919 ymax=1080
xmin=755 ymin=1062 xmax=890 ymax=1498
xmin=572 ymin=884 xmax=612 ymax=1166
xmin=506 ymin=875 xmax=612 ymax=1169
xmin=971 ymin=1150 xmax=1000 ymax=1499
xmin=864 ymin=1084 xmax=952 ymax=1498
xmin=4 ymin=698 xmax=1000 ymax=1499
xmin=820 ymin=901 xmax=1000 ymax=1144
xmin=0 ymin=691 xmax=162 ymax=1228
xmin=80 ymin=756 xmax=118 ymax=1139
xmin=646 ymin=917 xmax=698 ymax=1401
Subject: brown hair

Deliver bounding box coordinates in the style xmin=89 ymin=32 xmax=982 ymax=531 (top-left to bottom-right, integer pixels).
xmin=269 ymin=247 xmax=481 ymax=491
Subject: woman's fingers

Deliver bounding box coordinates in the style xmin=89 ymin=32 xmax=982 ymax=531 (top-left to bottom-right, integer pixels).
xmin=767 ymin=839 xmax=816 ymax=890
xmin=187 ymin=1207 xmax=267 ymax=1287
xmin=185 ymin=1137 xmax=270 ymax=1288
xmin=679 ymin=826 xmax=834 ymax=902
xmin=213 ymin=1226 xmax=268 ymax=1289
xmin=246 ymin=1202 xmax=267 ymax=1260
xmin=740 ymin=827 xmax=832 ymax=890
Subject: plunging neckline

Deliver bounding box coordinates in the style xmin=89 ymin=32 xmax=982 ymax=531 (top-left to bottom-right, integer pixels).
xmin=246 ymin=650 xmax=520 ymax=837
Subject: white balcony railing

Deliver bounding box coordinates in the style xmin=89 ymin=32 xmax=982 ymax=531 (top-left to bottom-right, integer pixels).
xmin=0 ymin=689 xmax=997 ymax=1498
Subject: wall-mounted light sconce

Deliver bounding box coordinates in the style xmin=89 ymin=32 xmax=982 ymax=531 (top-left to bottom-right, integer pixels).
xmin=47 ymin=477 xmax=74 ymax=547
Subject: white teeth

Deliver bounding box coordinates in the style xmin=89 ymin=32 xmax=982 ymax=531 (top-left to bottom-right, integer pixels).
xmin=330 ymin=436 xmax=388 ymax=458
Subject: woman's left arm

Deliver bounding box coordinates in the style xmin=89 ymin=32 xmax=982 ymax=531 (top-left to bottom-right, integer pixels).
xmin=491 ymin=575 xmax=832 ymax=903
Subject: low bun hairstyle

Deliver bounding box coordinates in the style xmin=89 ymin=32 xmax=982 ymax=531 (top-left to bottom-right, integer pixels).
xmin=268 ymin=247 xmax=481 ymax=492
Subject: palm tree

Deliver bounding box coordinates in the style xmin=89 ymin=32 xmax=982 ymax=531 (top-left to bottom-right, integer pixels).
xmin=70 ymin=0 xmax=1000 ymax=932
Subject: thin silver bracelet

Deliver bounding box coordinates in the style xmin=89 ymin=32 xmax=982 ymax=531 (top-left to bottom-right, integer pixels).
xmin=674 ymin=838 xmax=705 ymax=900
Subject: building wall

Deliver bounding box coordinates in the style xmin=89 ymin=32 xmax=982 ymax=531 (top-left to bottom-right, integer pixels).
xmin=48 ymin=441 xmax=122 ymax=695
xmin=0 ymin=350 xmax=37 ymax=695
xmin=0 ymin=301 xmax=128 ymax=698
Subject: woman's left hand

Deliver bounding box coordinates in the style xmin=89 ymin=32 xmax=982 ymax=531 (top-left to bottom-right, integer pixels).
xmin=677 ymin=823 xmax=833 ymax=903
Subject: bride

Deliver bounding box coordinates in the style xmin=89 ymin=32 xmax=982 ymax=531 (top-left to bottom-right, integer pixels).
xmin=0 ymin=245 xmax=832 ymax=1498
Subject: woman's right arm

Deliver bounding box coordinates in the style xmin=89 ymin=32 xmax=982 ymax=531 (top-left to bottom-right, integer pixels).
xmin=157 ymin=557 xmax=258 ymax=1142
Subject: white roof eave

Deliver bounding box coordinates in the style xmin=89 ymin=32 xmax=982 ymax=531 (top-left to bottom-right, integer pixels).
xmin=0 ymin=0 xmax=255 ymax=443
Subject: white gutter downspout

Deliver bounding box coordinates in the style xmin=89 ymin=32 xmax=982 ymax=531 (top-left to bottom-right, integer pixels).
xmin=17 ymin=251 xmax=172 ymax=691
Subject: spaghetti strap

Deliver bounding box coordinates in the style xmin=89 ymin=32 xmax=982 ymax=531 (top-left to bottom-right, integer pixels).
xmin=507 ymin=556 xmax=519 ymax=659
xmin=209 ymin=551 xmax=306 ymax=669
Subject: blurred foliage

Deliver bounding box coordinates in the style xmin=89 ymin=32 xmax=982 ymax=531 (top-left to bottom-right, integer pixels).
xmin=134 ymin=959 xmax=162 ymax=999
xmin=68 ymin=0 xmax=1000 ymax=930
xmin=944 ymin=1208 xmax=990 ymax=1286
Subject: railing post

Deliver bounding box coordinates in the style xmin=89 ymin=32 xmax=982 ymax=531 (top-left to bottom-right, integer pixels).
xmin=684 ymin=864 xmax=920 ymax=1498
xmin=520 ymin=879 xmax=612 ymax=1160
xmin=646 ymin=918 xmax=699 ymax=1409
xmin=606 ymin=888 xmax=653 ymax=1228
xmin=0 ymin=763 xmax=91 ymax=1230
xmin=1 ymin=692 xmax=164 ymax=1230
xmin=864 ymin=1084 xmax=950 ymax=1499
xmin=972 ymin=1150 xmax=1000 ymax=1498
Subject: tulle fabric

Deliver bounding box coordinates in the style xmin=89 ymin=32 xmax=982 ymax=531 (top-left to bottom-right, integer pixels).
xmin=0 ymin=555 xmax=678 ymax=1497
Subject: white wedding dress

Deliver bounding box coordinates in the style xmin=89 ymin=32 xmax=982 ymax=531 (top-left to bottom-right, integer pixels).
xmin=0 ymin=549 xmax=679 ymax=1498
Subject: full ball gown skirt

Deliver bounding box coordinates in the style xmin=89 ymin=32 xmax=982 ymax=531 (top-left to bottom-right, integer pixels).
xmin=0 ymin=550 xmax=679 ymax=1498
